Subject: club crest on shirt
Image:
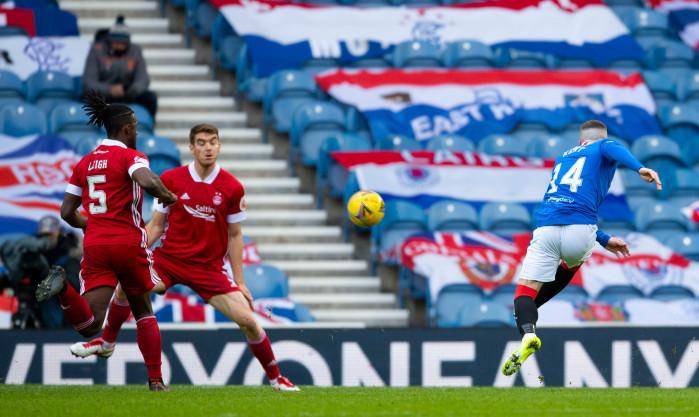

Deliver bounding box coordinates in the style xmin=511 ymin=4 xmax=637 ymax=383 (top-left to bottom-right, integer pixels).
xmin=213 ymin=191 xmax=223 ymax=206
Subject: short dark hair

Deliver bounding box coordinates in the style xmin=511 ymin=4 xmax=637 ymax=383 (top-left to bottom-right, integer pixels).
xmin=580 ymin=120 xmax=607 ymax=131
xmin=83 ymin=90 xmax=134 ymax=137
xmin=189 ymin=123 xmax=219 ymax=144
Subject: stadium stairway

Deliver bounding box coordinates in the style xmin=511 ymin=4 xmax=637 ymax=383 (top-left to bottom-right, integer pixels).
xmin=61 ymin=0 xmax=409 ymax=327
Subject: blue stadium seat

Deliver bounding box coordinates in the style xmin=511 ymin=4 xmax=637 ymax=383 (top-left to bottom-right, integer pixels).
xmin=494 ymin=47 xmax=557 ymax=69
xmin=242 ymin=264 xmax=289 ymax=299
xmin=621 ymin=168 xmax=659 ymax=197
xmin=372 ymin=200 xmax=427 ymax=266
xmin=0 ymin=26 xmax=29 ymax=37
xmin=649 ymin=285 xmax=695 ymax=302
xmin=674 ymin=169 xmax=699 ymax=197
xmin=478 ymin=134 xmax=529 ymax=158
xmin=0 ymin=70 xmax=24 ymax=98
xmin=211 ymin=13 xmax=243 ymax=72
xmin=642 ymin=70 xmax=678 ymax=102
xmin=26 ymin=71 xmax=76 ymax=114
xmin=424 ymin=135 xmax=474 ymax=152
xmin=138 ymin=136 xmax=181 ymax=175
xmin=374 ymin=134 xmax=422 ymax=151
xmin=434 ymin=284 xmax=483 ymax=327
xmin=392 ymin=40 xmax=442 ymax=68
xmin=264 ymin=70 xmax=318 ymax=134
xmin=293 ymin=303 xmax=316 ymax=322
xmin=302 ymin=59 xmax=339 ymax=75
xmin=468 ymin=301 xmax=514 ymax=328
xmin=348 ymin=57 xmax=391 ymax=69
xmin=631 ymin=135 xmax=685 ymax=169
xmin=479 ymin=202 xmax=532 ymax=235
xmin=48 ymin=102 xmax=96 ymax=136
xmin=596 ymin=285 xmax=644 ymax=304
xmin=427 ymin=200 xmax=479 ymax=233
xmin=678 ymin=71 xmax=699 ymax=102
xmin=316 ymin=133 xmax=372 ymax=205
xmin=657 ymin=103 xmax=699 ymax=143
xmin=235 ymin=45 xmax=268 ymax=103
xmin=490 ymin=284 xmax=516 ymax=306
xmin=527 ymin=135 xmax=577 ymax=159
xmin=0 ymin=103 xmax=47 ymax=136
xmin=345 ymin=107 xmax=370 ymax=134
xmin=443 ymin=40 xmax=494 ymax=68
xmin=290 ymin=101 xmax=346 ymax=166
xmin=75 ymin=135 xmax=101 ymax=156
xmin=635 ymin=201 xmax=691 ymax=232
xmin=664 ymin=233 xmax=699 ymax=261
xmin=622 ymin=8 xmax=670 ymax=39
xmin=129 ymin=103 xmax=154 ymax=135
xmin=556 ymin=285 xmax=589 ymax=304
xmin=644 ymin=39 xmax=695 ymax=69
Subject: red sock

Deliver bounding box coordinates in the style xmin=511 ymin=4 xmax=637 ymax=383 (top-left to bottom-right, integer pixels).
xmin=248 ymin=331 xmax=280 ymax=381
xmin=58 ymin=284 xmax=94 ymax=332
xmin=135 ymin=316 xmax=162 ymax=380
xmin=514 ymin=284 xmax=539 ymax=300
xmin=102 ymin=298 xmax=131 ymax=344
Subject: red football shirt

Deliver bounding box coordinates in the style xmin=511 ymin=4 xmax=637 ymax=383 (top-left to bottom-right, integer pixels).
xmin=154 ymin=163 xmax=246 ymax=270
xmin=66 ymin=139 xmax=150 ymax=248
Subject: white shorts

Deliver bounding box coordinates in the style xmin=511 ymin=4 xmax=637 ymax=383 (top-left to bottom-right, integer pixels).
xmin=518 ymin=224 xmax=598 ymax=283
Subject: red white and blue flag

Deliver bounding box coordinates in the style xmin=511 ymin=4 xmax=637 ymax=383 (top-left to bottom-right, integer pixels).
xmin=214 ymin=0 xmax=644 ymax=76
xmin=317 ymin=69 xmax=661 ymax=142
xmin=332 ymin=150 xmax=634 ymax=223
xmin=0 ymin=134 xmax=80 ymax=237
xmin=648 ymin=0 xmax=699 ymax=50
xmin=0 ymin=8 xmax=35 ymax=36
xmin=682 ymin=200 xmax=699 ymax=223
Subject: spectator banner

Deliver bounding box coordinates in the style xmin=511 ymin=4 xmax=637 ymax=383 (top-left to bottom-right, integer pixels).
xmin=400 ymin=232 xmax=530 ymax=301
xmin=332 ymin=150 xmax=634 ymax=222
xmin=649 ymin=0 xmax=699 ymax=49
xmin=316 ymin=69 xmax=661 ymax=142
xmin=0 ymin=134 xmax=80 ymax=235
xmin=539 ymin=298 xmax=699 ymax=325
xmin=682 ymin=199 xmax=699 ymax=223
xmin=0 ymin=36 xmax=89 ymax=80
xmin=215 ymin=0 xmax=644 ymax=76
xmin=2 ymin=328 xmax=699 ymax=386
xmin=0 ymin=8 xmax=36 ymax=36
xmin=0 ymin=3 xmax=79 ymax=36
xmin=577 ymin=232 xmax=699 ymax=297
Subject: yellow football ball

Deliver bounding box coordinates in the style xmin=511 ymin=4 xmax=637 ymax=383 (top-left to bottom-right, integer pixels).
xmin=347 ymin=191 xmax=385 ymax=228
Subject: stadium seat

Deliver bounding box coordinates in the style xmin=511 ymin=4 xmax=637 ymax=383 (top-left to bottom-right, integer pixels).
xmin=443 ymin=40 xmax=494 ymax=68
xmin=644 ymin=39 xmax=695 ymax=69
xmin=556 ymin=285 xmax=589 ymax=305
xmin=235 ymin=45 xmax=268 ymax=103
xmin=678 ymin=71 xmax=699 ymax=102
xmin=490 ymin=284 xmax=516 ymax=306
xmin=674 ymin=169 xmax=699 ymax=197
xmin=194 ymin=0 xmax=218 ymax=39
xmin=302 ymin=59 xmax=339 ymax=75
xmin=374 ymin=135 xmax=422 ymax=151
xmin=427 ymin=200 xmax=479 ymax=233
xmin=642 ymin=71 xmax=678 ymax=102
xmin=138 ymin=136 xmax=181 ymax=175
xmin=494 ymin=47 xmax=557 ymax=69
xmin=434 ymin=284 xmax=483 ymax=327
xmin=316 ymin=133 xmax=373 ymax=205
xmin=623 ymin=8 xmax=670 ymax=39
xmin=468 ymin=301 xmax=514 ymax=327
xmin=211 ymin=13 xmax=243 ymax=72
xmin=290 ymin=101 xmax=346 ymax=166
xmin=657 ymin=103 xmax=699 ymax=144
xmin=345 ymin=107 xmax=370 ymax=134
xmin=242 ymin=264 xmax=289 ymax=299
xmin=264 ymin=70 xmax=318 ymax=134
xmin=596 ymin=285 xmax=644 ymax=304
xmin=0 ymin=26 xmax=29 ymax=37
xmin=392 ymin=40 xmax=443 ymax=68
xmin=0 ymin=103 xmax=47 ymax=136
xmin=74 ymin=135 xmax=101 ymax=156
xmin=372 ymin=200 xmax=427 ymax=266
xmin=26 ymin=71 xmax=76 ymax=114
xmin=664 ymin=233 xmax=699 ymax=261
xmin=649 ymin=285 xmax=695 ymax=302
xmin=631 ymin=135 xmax=685 ymax=170
xmin=479 ymin=202 xmax=532 ymax=235
xmin=635 ymin=201 xmax=691 ymax=232
xmin=527 ymin=135 xmax=577 ymax=159
xmin=348 ymin=57 xmax=391 ymax=68
xmin=0 ymin=70 xmax=24 ymax=98
xmin=129 ymin=103 xmax=154 ymax=135
xmin=48 ymin=102 xmax=96 ymax=136
xmin=293 ymin=303 xmax=315 ymax=322
xmin=477 ymin=134 xmax=529 ymax=158
xmin=424 ymin=135 xmax=474 ymax=152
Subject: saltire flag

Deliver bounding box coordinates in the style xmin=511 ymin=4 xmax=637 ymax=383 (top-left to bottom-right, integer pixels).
xmin=0 ymin=8 xmax=35 ymax=36
xmin=332 ymin=150 xmax=634 ymax=223
xmin=316 ymin=69 xmax=661 ymax=142
xmin=213 ymin=0 xmax=644 ymax=77
xmin=0 ymin=134 xmax=80 ymax=236
xmin=0 ymin=35 xmax=89 ymax=80
xmin=682 ymin=200 xmax=699 ymax=223
xmin=648 ymin=0 xmax=699 ymax=50
xmin=400 ymin=231 xmax=530 ymax=302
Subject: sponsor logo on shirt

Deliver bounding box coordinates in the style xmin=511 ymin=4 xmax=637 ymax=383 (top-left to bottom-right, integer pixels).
xmin=183 ymin=204 xmax=215 ymax=222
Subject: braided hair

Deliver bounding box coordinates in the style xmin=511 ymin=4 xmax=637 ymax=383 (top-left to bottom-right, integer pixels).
xmin=83 ymin=90 xmax=134 ymax=137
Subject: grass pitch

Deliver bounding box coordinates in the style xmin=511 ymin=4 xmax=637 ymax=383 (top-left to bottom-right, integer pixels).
xmin=1 ymin=386 xmax=697 ymax=417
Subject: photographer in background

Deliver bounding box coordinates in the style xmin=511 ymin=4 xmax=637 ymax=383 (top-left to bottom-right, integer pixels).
xmin=0 ymin=216 xmax=81 ymax=329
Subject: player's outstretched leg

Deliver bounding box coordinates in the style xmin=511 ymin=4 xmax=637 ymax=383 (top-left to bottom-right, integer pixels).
xmin=534 ymin=264 xmax=580 ymax=308
xmin=503 ymin=282 xmax=542 ymax=376
xmin=126 ymin=291 xmax=167 ymax=391
xmin=209 ymin=292 xmax=300 ymax=391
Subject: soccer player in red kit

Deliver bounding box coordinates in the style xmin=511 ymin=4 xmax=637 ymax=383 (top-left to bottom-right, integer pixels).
xmin=35 ymin=92 xmax=177 ymax=391
xmin=70 ymin=123 xmax=299 ymax=391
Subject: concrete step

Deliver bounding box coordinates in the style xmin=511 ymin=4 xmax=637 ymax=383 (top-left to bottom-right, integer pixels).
xmin=157 ymin=112 xmax=247 ymax=128
xmin=177 ymin=143 xmax=272 ymax=158
xmin=148 ymin=65 xmax=211 ymax=80
xmin=293 ymin=293 xmax=396 ymax=309
xmin=150 ymin=80 xmax=220 ymax=96
xmin=238 ymin=177 xmax=300 ymax=192
xmin=270 ymin=260 xmax=368 ymax=276
xmin=144 ymin=49 xmax=196 ymax=65
xmin=258 ymin=243 xmax=352 ymax=258
xmin=289 ymin=276 xmax=380 ymax=293
xmin=247 ymin=210 xmax=326 ymax=225
xmin=245 ymin=193 xmax=313 ymax=208
xmin=62 ymin=1 xmax=160 ymax=18
xmin=311 ymin=309 xmax=409 ymax=327
xmin=161 ymin=97 xmax=235 ymax=111
xmin=157 ymin=128 xmax=260 ymax=143
xmin=78 ymin=17 xmax=169 ymax=33
xmin=206 ymin=161 xmax=289 ymax=177
xmin=243 ymin=226 xmax=341 ymax=243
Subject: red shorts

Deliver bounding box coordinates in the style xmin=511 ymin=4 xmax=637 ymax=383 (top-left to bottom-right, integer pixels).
xmin=80 ymin=244 xmax=159 ymax=297
xmin=153 ymin=250 xmax=238 ymax=301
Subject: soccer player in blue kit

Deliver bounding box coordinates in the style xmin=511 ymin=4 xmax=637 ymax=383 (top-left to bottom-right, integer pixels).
xmin=502 ymin=120 xmax=662 ymax=376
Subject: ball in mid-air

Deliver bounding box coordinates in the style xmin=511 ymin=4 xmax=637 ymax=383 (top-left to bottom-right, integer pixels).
xmin=347 ymin=191 xmax=385 ymax=227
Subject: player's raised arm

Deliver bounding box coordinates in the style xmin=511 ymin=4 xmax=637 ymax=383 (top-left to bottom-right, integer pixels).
xmin=600 ymin=140 xmax=662 ymax=190
xmin=131 ymin=167 xmax=177 ymax=206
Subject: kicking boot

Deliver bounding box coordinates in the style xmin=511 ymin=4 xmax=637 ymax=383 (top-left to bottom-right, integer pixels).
xmin=502 ymin=333 xmax=542 ymax=376
xmin=148 ymin=378 xmax=170 ymax=392
xmin=35 ymin=266 xmax=66 ymax=302
xmin=271 ymin=376 xmax=300 ymax=392
xmin=70 ymin=337 xmax=115 ymax=359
